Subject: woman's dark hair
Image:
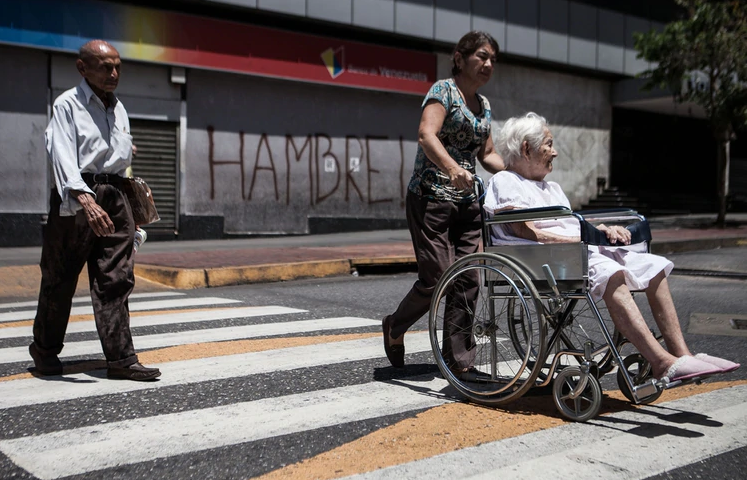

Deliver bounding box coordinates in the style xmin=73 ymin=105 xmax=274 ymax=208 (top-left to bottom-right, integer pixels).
xmin=451 ymin=31 xmax=500 ymax=76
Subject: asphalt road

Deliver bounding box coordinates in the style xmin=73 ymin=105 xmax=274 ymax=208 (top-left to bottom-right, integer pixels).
xmin=0 ymin=247 xmax=745 ymax=479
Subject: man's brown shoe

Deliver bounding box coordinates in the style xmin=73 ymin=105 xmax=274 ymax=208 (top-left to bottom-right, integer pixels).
xmin=382 ymin=316 xmax=405 ymax=368
xmin=29 ymin=343 xmax=63 ymax=376
xmin=107 ymin=362 xmax=161 ymax=381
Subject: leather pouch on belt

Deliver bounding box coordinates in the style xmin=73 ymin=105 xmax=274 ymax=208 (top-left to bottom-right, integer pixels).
xmin=123 ymin=176 xmax=160 ymax=225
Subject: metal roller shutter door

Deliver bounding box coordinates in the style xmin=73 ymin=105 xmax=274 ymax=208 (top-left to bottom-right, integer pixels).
xmin=129 ymin=119 xmax=179 ymax=235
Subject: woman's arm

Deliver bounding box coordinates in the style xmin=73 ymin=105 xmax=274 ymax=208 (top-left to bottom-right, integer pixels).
xmin=478 ymin=134 xmax=505 ymax=174
xmin=507 ymin=221 xmax=581 ymax=244
xmin=418 ymin=100 xmax=474 ymax=190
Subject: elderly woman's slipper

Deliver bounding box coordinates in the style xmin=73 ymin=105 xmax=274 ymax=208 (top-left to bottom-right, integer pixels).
xmin=382 ymin=316 xmax=405 ymax=368
xmin=694 ymin=353 xmax=741 ymax=373
xmin=659 ymin=355 xmax=722 ymax=383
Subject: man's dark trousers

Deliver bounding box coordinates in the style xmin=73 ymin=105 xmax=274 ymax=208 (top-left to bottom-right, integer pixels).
xmin=33 ymin=182 xmax=139 ymax=368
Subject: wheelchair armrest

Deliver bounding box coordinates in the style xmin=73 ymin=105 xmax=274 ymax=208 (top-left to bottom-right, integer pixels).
xmin=579 ymin=218 xmax=652 ymax=246
xmin=485 ymin=206 xmax=573 ymax=225
xmin=574 ymin=208 xmax=646 ymax=223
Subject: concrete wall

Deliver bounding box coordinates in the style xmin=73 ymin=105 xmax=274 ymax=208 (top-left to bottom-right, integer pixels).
xmin=0 ymin=46 xmax=50 ymax=246
xmin=183 ymin=69 xmax=421 ymax=234
xmin=0 ymin=45 xmax=49 ymax=214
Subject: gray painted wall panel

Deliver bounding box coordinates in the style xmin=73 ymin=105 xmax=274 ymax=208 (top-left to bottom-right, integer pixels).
xmin=540 ymin=0 xmax=568 ymax=35
xmin=597 ymin=8 xmax=625 ymax=72
xmin=435 ymin=0 xmax=470 ymax=43
xmin=257 ymin=0 xmax=305 ymax=16
xmin=506 ymin=0 xmax=538 ymax=57
xmin=539 ymin=0 xmax=569 ymax=62
xmin=569 ymin=1 xmax=596 ymax=41
xmin=597 ymin=8 xmax=624 ymax=46
xmin=597 ymin=43 xmax=624 ymax=73
xmin=471 ymin=0 xmax=506 ymax=49
xmin=352 ymin=0 xmax=395 ymax=31
xmin=569 ymin=37 xmax=596 ymax=69
xmin=506 ymin=24 xmax=538 ymax=57
xmin=472 ymin=0 xmax=505 ymax=21
xmin=624 ymin=15 xmax=650 ymax=75
xmin=395 ymin=0 xmax=434 ymax=39
xmin=539 ymin=31 xmax=568 ymax=63
xmin=507 ymin=0 xmax=538 ymax=28
xmin=211 ymin=0 xmax=256 ymax=7
xmin=308 ymin=0 xmax=352 ymax=24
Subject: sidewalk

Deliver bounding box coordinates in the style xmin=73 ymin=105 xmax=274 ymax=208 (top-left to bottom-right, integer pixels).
xmin=1 ymin=213 xmax=746 ymax=297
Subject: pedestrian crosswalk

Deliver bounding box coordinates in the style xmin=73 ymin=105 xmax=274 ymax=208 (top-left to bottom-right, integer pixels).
xmin=0 ymin=291 xmax=745 ymax=480
xmin=0 ymin=291 xmax=440 ymax=479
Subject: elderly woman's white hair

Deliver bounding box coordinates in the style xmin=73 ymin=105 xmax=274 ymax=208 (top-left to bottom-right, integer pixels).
xmin=497 ymin=112 xmax=549 ymax=169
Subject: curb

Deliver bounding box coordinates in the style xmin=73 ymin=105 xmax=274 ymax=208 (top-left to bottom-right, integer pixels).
xmin=134 ymin=256 xmax=417 ymax=289
xmin=651 ymin=237 xmax=747 ymax=255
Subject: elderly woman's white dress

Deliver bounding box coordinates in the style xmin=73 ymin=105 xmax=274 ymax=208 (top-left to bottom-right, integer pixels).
xmin=484 ymin=171 xmax=673 ymax=301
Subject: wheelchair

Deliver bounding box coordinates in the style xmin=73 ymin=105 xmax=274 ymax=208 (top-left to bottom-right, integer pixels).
xmin=428 ymin=178 xmax=675 ymax=422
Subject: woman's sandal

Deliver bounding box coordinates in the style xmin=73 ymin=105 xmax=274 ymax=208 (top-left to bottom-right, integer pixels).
xmin=382 ymin=316 xmax=405 ymax=368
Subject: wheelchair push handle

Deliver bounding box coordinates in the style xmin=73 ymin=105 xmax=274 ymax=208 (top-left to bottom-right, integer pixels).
xmin=473 ymin=175 xmax=486 ymax=201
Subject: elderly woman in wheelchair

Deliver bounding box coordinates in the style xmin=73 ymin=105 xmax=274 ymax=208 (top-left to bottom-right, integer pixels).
xmin=427 ymin=112 xmax=739 ymax=421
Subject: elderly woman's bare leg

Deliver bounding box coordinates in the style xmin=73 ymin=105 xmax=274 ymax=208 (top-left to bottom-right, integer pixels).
xmin=644 ymin=272 xmax=691 ymax=357
xmin=602 ymin=272 xmax=676 ymax=379
xmin=646 ymin=272 xmax=741 ymax=373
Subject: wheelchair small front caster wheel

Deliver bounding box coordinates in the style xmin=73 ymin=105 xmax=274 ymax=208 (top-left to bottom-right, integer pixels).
xmin=553 ymin=366 xmax=602 ymax=422
xmin=617 ymin=353 xmax=663 ymax=405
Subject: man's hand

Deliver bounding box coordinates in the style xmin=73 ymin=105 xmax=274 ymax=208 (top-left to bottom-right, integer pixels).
xmin=72 ymin=191 xmax=115 ymax=236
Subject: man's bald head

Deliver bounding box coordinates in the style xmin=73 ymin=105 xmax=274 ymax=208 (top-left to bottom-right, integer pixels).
xmin=76 ymin=40 xmax=121 ymax=95
xmin=78 ymin=40 xmax=119 ymax=66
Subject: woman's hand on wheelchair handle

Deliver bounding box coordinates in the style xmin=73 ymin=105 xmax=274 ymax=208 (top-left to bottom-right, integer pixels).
xmin=448 ymin=166 xmax=474 ymax=190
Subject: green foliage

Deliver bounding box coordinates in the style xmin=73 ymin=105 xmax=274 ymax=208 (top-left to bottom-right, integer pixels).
xmin=634 ymin=0 xmax=747 ymax=136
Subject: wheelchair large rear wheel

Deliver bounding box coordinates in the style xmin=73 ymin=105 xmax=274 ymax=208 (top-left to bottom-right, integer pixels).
xmin=429 ymin=253 xmax=547 ymax=406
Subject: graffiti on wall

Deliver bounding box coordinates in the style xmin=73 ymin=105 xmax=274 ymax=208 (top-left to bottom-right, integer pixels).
xmin=207 ymin=127 xmax=408 ymax=206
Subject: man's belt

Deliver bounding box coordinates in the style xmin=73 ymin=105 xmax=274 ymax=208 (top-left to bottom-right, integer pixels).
xmin=81 ymin=173 xmax=125 ymax=187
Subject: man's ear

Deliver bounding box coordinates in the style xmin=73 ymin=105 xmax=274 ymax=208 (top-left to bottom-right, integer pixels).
xmin=76 ymin=59 xmax=86 ymax=76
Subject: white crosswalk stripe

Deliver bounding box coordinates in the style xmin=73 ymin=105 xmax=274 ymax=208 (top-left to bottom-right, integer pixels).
xmin=0 ymin=297 xmax=241 ymax=322
xmin=0 ymin=292 xmax=186 ymax=311
xmin=0 ymin=306 xmax=306 ymax=339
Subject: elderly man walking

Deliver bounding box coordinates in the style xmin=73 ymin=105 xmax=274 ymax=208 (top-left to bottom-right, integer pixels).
xmin=29 ymin=39 xmax=161 ymax=381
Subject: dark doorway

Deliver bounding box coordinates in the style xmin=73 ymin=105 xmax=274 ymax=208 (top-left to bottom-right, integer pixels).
xmin=610 ymin=108 xmax=718 ymax=215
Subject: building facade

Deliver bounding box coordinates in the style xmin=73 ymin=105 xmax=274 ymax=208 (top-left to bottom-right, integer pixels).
xmin=2 ymin=0 xmax=724 ymax=247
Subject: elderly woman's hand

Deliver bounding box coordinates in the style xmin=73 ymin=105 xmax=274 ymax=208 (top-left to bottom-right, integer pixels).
xmin=448 ymin=166 xmax=474 ymax=190
xmin=597 ymin=224 xmax=632 ymax=246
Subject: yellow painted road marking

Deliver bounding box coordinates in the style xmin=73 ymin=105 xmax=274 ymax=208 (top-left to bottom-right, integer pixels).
xmin=257 ymin=379 xmax=747 ymax=480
